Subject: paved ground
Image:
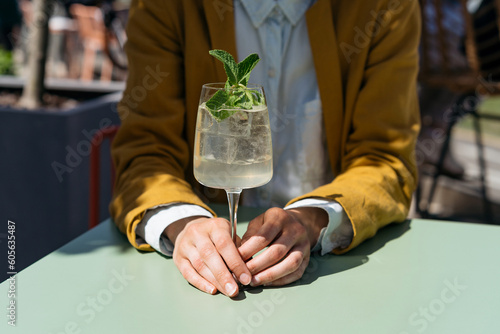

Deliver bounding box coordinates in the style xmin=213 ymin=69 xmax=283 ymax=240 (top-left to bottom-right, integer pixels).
xmin=411 ymin=114 xmax=500 ymax=225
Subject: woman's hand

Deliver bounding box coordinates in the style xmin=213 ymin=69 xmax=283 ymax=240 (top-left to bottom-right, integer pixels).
xmin=238 ymin=207 xmax=327 ymax=287
xmin=165 ymin=216 xmax=252 ymax=297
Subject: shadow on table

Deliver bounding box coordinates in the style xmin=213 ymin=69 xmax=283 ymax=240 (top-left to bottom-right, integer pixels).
xmin=242 ymin=219 xmax=411 ymax=297
xmin=56 ymin=219 xmax=131 ymax=255
xmin=54 ymin=211 xmax=411 ymax=300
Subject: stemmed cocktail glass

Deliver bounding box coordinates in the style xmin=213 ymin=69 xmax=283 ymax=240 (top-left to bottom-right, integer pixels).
xmin=194 ymin=83 xmax=273 ymax=244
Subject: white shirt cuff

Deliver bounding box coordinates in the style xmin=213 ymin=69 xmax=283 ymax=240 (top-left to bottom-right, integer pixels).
xmin=136 ymin=204 xmax=213 ymax=256
xmin=285 ymin=198 xmax=353 ymax=255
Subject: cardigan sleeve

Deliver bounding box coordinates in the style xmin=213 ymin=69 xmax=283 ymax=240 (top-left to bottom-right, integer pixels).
xmin=288 ymin=0 xmax=421 ymax=254
xmin=109 ymin=0 xmax=215 ymax=251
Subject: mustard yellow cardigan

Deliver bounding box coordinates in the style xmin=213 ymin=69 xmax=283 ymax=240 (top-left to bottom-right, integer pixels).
xmin=110 ymin=0 xmax=421 ymax=254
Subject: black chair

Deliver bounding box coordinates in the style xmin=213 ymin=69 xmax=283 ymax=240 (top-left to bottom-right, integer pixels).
xmin=416 ymin=0 xmax=500 ymax=222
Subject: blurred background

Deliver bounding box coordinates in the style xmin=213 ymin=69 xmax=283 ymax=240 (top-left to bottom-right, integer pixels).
xmin=0 ymin=0 xmax=499 ymax=282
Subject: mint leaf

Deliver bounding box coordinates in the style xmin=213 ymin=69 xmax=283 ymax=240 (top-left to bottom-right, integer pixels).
xmin=210 ymin=108 xmax=238 ymax=121
xmin=209 ymin=49 xmax=260 ymax=88
xmin=225 ymin=93 xmax=240 ymax=108
xmin=235 ymin=91 xmax=253 ymax=110
xmin=209 ymin=50 xmax=238 ymax=86
xmin=250 ymin=90 xmax=263 ymax=105
xmin=206 ymin=49 xmax=265 ymax=121
xmin=237 ymin=53 xmax=260 ymax=86
xmin=204 ymin=89 xmax=238 ymax=121
xmin=205 ymin=89 xmax=230 ymax=111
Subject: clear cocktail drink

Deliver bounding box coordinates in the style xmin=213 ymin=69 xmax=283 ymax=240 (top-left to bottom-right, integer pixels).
xmin=194 ymin=104 xmax=272 ymax=190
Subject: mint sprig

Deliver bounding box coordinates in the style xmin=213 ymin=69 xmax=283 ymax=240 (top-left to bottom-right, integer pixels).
xmin=206 ymin=49 xmax=264 ymax=121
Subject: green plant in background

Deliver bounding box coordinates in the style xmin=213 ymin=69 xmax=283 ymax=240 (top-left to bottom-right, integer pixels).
xmin=0 ymin=48 xmax=14 ymax=75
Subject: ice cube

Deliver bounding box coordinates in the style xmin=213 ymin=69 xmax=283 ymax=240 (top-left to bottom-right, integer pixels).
xmin=199 ymin=107 xmax=215 ymax=132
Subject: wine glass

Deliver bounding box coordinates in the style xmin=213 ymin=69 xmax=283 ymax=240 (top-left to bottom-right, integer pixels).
xmin=194 ymin=83 xmax=273 ymax=244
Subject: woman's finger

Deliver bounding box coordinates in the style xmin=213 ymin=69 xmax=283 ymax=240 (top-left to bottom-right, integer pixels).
xmin=176 ymin=258 xmax=217 ymax=295
xmin=251 ymin=246 xmax=309 ymax=286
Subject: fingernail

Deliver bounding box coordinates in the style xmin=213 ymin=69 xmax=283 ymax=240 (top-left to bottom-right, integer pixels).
xmin=225 ymin=283 xmax=237 ymax=296
xmin=250 ymin=276 xmax=260 ymax=287
xmin=239 ymin=273 xmax=251 ymax=285
xmin=206 ymin=286 xmax=216 ymax=294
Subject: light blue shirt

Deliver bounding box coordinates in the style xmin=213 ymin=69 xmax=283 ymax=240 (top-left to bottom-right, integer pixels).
xmin=235 ymin=0 xmax=332 ymax=207
xmin=136 ymin=0 xmax=353 ymax=256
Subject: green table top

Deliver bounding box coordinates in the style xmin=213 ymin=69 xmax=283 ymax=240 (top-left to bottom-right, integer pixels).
xmin=2 ymin=205 xmax=499 ymax=334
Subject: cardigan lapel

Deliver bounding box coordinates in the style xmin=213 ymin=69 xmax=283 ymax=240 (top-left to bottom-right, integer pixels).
xmin=306 ymin=0 xmax=344 ymax=174
xmin=203 ymin=0 xmax=238 ymax=82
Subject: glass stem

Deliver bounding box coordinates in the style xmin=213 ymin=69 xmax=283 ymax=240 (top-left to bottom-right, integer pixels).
xmin=226 ymin=189 xmax=242 ymax=244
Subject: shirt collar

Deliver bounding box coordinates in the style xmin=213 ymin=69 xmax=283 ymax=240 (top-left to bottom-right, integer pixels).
xmin=238 ymin=0 xmax=313 ymax=27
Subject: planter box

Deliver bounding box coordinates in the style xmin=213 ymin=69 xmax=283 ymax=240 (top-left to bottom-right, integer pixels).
xmin=0 ymin=92 xmax=121 ymax=281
